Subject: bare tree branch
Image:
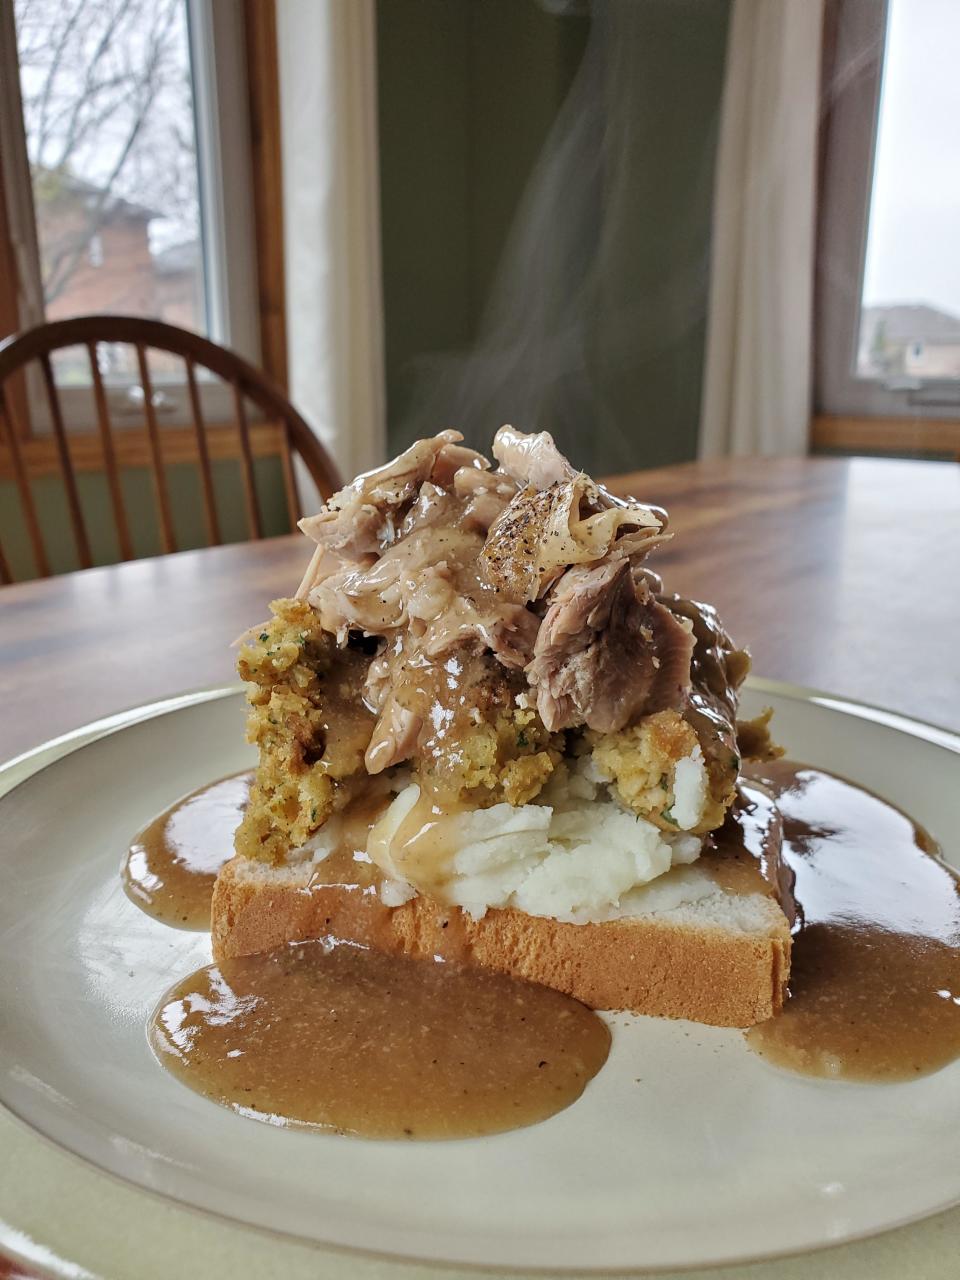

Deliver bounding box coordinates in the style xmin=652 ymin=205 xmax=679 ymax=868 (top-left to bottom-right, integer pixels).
xmin=54 ymin=0 xmax=138 ymax=170
xmin=43 ymin=9 xmax=178 ymax=301
xmin=34 ymin=0 xmax=86 ymax=162
xmin=15 ymin=0 xmax=195 ymax=306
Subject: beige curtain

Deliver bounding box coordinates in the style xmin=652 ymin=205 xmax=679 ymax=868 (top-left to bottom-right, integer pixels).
xmin=699 ymin=0 xmax=825 ymax=458
xmin=276 ymin=0 xmax=386 ymax=494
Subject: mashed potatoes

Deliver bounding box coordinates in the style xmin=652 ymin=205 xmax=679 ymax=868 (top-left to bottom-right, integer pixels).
xmin=349 ymin=749 xmax=710 ymax=924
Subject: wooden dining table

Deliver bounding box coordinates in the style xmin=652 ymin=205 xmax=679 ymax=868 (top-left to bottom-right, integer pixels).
xmin=1 ymin=454 xmax=958 ymax=765
xmin=0 ymin=453 xmax=958 ymax=1280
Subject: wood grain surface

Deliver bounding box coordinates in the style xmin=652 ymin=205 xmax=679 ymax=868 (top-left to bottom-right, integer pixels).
xmin=0 ymin=454 xmax=957 ymax=1279
xmin=1 ymin=456 xmax=957 ymax=764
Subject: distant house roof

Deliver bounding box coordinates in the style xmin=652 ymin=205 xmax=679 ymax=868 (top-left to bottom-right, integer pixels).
xmin=863 ymin=303 xmax=960 ymax=346
xmin=31 ymin=165 xmax=160 ymax=223
xmin=153 ymin=239 xmax=199 ymax=276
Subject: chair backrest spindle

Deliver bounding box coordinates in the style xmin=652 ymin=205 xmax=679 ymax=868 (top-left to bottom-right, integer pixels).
xmin=87 ymin=341 xmax=133 ymax=561
xmin=185 ymin=356 xmax=221 ymax=546
xmin=0 ymin=315 xmax=341 ymax=583
xmin=39 ymin=352 xmax=92 ymax=569
xmin=135 ymin=343 xmax=176 ymax=555
xmin=0 ymin=383 xmax=49 ymax=578
xmin=231 ymin=381 xmax=262 ymax=539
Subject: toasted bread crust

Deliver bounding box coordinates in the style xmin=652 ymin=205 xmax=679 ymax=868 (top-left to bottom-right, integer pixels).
xmin=212 ymin=857 xmax=790 ymax=1028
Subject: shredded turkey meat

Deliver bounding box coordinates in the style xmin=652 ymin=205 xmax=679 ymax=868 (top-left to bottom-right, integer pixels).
xmin=236 ymin=425 xmax=758 ymax=863
xmin=526 ymin=560 xmax=696 ymax=733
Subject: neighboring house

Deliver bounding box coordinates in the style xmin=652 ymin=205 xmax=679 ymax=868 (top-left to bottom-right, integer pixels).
xmin=32 ymin=168 xmax=200 ymax=381
xmin=36 ymin=169 xmax=159 ymax=326
xmin=153 ymin=239 xmax=202 ymax=333
xmin=859 ymin=303 xmax=960 ymax=379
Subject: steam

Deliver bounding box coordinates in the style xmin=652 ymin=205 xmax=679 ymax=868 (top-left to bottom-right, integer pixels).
xmin=393 ymin=0 xmax=722 ymax=476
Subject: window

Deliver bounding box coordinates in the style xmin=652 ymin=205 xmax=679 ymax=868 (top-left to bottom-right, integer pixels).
xmin=16 ymin=0 xmax=206 ymax=344
xmin=0 ymin=0 xmax=259 ymax=424
xmin=857 ymin=0 xmax=960 ymax=393
xmin=817 ymin=0 xmax=960 ymax=424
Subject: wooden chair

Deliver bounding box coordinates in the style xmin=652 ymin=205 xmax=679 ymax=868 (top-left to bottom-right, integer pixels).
xmin=0 ymin=315 xmax=342 ymax=583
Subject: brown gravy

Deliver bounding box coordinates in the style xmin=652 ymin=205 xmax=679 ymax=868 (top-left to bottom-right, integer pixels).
xmin=149 ymin=939 xmax=611 ymax=1139
xmin=123 ymin=772 xmax=253 ymax=928
xmin=744 ymin=761 xmax=960 ymax=1082
xmin=703 ymin=779 xmax=795 ymax=921
xmin=137 ymin=758 xmax=960 ymax=1116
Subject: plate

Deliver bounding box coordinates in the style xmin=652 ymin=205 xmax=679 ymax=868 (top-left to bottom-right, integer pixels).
xmin=0 ymin=680 xmax=958 ymax=1274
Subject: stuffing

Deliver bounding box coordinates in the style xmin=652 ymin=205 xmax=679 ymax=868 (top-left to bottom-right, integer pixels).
xmin=235 ymin=428 xmax=755 ymax=883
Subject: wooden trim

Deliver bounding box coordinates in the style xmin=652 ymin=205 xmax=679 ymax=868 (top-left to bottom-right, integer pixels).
xmin=244 ymin=0 xmax=288 ymax=390
xmin=0 ymin=0 xmax=44 ymax=437
xmin=812 ymin=415 xmax=960 ymax=458
xmin=814 ymin=2 xmax=889 ymax=418
xmin=0 ymin=119 xmax=20 ymax=342
xmin=0 ymin=112 xmax=31 ymax=439
xmin=0 ymin=421 xmax=292 ymax=480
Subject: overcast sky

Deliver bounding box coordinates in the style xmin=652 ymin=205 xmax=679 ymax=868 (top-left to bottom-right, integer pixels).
xmin=862 ymin=0 xmax=960 ymax=317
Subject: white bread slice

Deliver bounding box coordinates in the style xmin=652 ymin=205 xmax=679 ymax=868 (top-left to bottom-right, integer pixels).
xmin=211 ymin=855 xmax=791 ymax=1028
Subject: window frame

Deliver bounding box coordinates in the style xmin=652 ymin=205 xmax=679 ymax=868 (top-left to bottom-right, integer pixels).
xmin=189 ymin=0 xmax=260 ymax=369
xmin=0 ymin=0 xmax=262 ymax=434
xmin=816 ymin=0 xmax=960 ymax=424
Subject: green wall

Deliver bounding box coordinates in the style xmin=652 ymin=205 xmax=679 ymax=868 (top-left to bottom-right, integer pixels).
xmin=591 ymin=0 xmax=731 ymax=472
xmin=6 ymin=1 xmax=731 ymax=582
xmin=0 ymin=457 xmax=290 ymax=581
xmin=377 ymin=0 xmax=731 ymax=474
xmin=377 ymin=0 xmax=590 ymax=448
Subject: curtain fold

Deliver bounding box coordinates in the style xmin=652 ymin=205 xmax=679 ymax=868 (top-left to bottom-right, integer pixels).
xmin=276 ymin=0 xmax=386 ymax=492
xmin=699 ymin=0 xmax=825 ymax=458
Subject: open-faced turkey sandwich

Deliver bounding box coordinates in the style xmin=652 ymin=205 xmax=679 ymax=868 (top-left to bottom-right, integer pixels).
xmin=213 ymin=427 xmax=791 ymax=1027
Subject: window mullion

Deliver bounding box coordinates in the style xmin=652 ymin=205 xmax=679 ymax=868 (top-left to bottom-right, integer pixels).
xmin=186 ymin=0 xmax=260 ymax=365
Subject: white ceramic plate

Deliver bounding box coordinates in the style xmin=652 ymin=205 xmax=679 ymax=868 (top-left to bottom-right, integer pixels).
xmin=0 ymin=681 xmax=958 ymax=1275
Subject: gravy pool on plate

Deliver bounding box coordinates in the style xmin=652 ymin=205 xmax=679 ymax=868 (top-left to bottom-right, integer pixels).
xmin=132 ymin=758 xmax=960 ymax=1135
